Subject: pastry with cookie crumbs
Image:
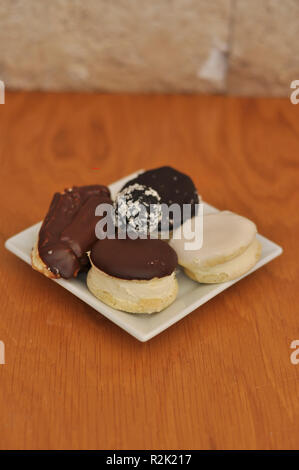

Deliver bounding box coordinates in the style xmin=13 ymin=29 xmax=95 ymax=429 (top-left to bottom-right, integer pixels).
xmin=116 ymin=166 xmax=199 ymax=235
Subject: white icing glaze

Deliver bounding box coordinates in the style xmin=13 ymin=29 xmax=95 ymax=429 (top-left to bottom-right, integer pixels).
xmin=169 ymin=210 xmax=257 ymax=269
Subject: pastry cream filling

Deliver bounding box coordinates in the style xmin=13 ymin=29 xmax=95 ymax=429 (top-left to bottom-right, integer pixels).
xmin=88 ymin=261 xmax=176 ymax=302
xmin=170 ymin=210 xmax=257 ymax=269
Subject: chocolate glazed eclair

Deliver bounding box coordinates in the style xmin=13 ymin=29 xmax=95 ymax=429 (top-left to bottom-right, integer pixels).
xmin=31 ymin=185 xmax=112 ymax=279
xmin=87 ymin=238 xmax=178 ymax=314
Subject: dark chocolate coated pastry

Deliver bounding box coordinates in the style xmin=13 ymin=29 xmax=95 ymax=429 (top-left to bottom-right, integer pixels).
xmin=37 ymin=185 xmax=112 ymax=278
xmin=120 ymin=166 xmax=199 ymax=230
xmin=90 ymin=237 xmax=178 ymax=281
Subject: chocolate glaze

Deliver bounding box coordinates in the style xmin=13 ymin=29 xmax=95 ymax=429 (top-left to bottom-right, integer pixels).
xmin=38 ymin=185 xmax=112 ymax=278
xmin=90 ymin=238 xmax=178 ymax=280
xmin=121 ymin=166 xmax=199 ymax=229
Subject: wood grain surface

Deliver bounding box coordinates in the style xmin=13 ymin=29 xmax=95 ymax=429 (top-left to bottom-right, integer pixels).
xmin=0 ymin=91 xmax=298 ymax=450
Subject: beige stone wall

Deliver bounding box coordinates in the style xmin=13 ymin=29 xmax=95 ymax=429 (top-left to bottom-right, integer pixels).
xmin=0 ymin=0 xmax=297 ymax=96
xmin=228 ymin=0 xmax=299 ymax=96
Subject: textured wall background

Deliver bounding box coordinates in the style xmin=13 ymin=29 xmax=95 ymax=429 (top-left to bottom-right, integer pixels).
xmin=0 ymin=0 xmax=297 ymax=96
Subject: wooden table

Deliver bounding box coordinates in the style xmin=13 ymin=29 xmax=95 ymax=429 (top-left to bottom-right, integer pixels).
xmin=0 ymin=91 xmax=298 ymax=450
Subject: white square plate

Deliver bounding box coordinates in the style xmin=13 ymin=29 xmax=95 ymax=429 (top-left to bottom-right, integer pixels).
xmin=5 ymin=170 xmax=283 ymax=342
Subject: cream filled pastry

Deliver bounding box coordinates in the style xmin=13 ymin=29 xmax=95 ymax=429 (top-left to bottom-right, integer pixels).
xmin=32 ymin=185 xmax=112 ymax=279
xmin=117 ymin=166 xmax=199 ymax=234
xmin=87 ymin=238 xmax=178 ymax=314
xmin=169 ymin=211 xmax=261 ymax=283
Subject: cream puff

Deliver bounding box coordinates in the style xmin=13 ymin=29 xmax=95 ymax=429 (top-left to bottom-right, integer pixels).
xmin=87 ymin=238 xmax=178 ymax=313
xmin=169 ymin=211 xmax=262 ymax=283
